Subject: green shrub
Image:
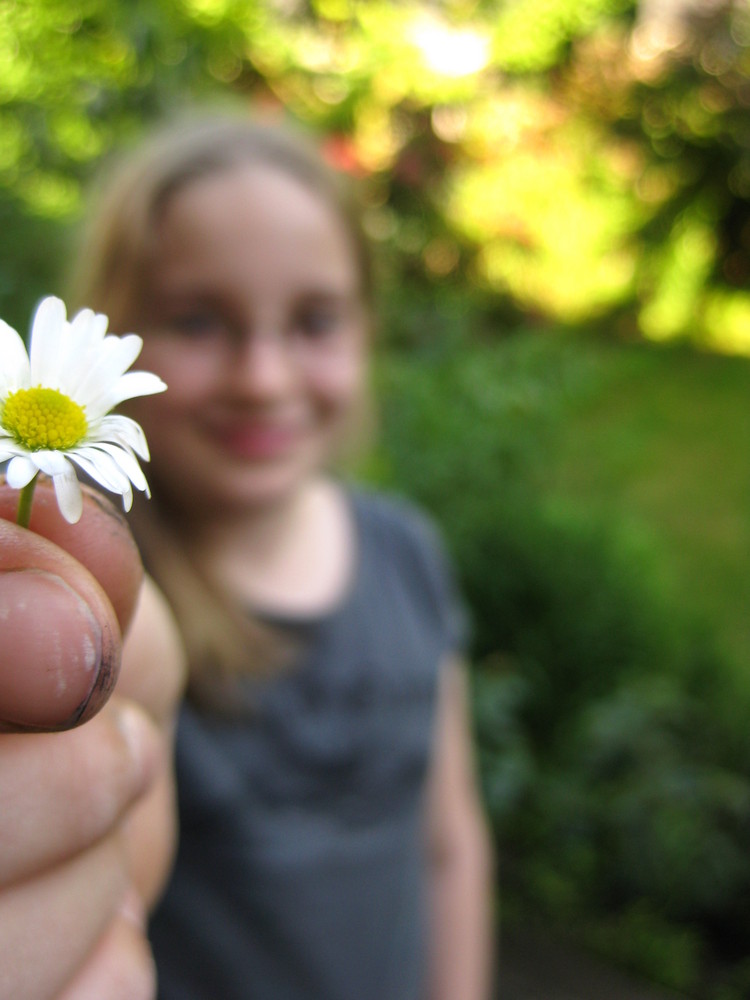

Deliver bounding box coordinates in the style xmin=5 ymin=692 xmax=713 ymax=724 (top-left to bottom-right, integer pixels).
xmin=372 ymin=331 xmax=750 ymax=994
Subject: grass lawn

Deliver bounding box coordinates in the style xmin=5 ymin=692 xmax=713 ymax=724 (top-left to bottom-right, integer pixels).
xmin=544 ymin=337 xmax=750 ymax=685
xmin=378 ymin=327 xmax=750 ymax=693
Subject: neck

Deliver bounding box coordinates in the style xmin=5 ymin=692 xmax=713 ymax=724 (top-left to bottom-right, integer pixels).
xmin=166 ymin=477 xmax=354 ymax=616
xmin=180 ymin=479 xmax=321 ymax=559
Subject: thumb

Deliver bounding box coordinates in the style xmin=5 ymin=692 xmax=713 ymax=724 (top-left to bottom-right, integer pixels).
xmin=0 ymin=479 xmax=143 ymax=732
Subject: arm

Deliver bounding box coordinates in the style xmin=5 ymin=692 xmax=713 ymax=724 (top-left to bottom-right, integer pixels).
xmin=426 ymin=657 xmax=496 ymax=1000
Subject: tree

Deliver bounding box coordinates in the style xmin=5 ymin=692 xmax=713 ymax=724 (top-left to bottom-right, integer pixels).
xmin=0 ymin=0 xmax=747 ymax=351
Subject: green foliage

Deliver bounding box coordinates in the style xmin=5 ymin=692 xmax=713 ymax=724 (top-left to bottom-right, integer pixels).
xmin=584 ymin=901 xmax=705 ymax=992
xmin=0 ymin=189 xmax=70 ymax=332
xmin=546 ymin=341 xmax=750 ymax=681
xmin=0 ymin=0 xmax=248 ymax=325
xmin=372 ymin=330 xmax=750 ymax=996
xmin=0 ymin=0 xmax=748 ymax=349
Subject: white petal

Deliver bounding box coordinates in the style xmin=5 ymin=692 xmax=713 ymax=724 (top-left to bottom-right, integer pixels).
xmin=72 ymin=335 xmax=145 ymax=413
xmin=120 ymin=482 xmax=134 ymax=511
xmin=52 ymin=467 xmax=83 ymax=524
xmin=101 ymin=370 xmax=167 ymax=411
xmin=31 ymin=449 xmax=74 ymax=477
xmin=94 ymin=442 xmax=149 ymax=493
xmin=68 ymin=450 xmax=134 ymax=511
xmin=57 ymin=310 xmax=109 ymax=390
xmin=64 ymin=311 xmax=108 ymax=371
xmin=28 ymin=297 xmax=67 ymax=388
xmin=28 ymin=451 xmax=82 ymax=523
xmin=68 ymin=448 xmax=130 ymax=493
xmin=0 ymin=441 xmax=28 ymax=462
xmin=70 ymin=308 xmax=108 ymax=345
xmin=5 ymin=455 xmax=39 ymax=488
xmin=96 ymin=414 xmax=151 ymax=459
xmin=0 ymin=319 xmax=31 ymax=395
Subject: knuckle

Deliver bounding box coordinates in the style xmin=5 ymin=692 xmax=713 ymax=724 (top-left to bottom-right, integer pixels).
xmin=57 ymin=703 xmax=160 ymax=844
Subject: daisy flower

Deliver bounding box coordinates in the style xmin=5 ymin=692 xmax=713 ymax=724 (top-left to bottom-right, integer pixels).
xmin=0 ymin=295 xmax=166 ymax=525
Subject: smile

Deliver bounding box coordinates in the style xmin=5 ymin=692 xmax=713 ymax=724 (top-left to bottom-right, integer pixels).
xmin=209 ymin=422 xmax=302 ymax=460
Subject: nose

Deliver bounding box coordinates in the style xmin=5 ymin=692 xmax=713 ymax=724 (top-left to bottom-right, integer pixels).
xmin=227 ymin=327 xmax=297 ymax=401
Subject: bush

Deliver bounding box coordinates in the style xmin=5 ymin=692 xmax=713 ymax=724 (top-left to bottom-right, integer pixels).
xmin=372 ymin=331 xmax=750 ymax=995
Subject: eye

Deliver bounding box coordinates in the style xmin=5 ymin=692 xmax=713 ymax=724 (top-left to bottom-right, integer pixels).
xmin=165 ymin=309 xmax=227 ymax=339
xmin=293 ymin=302 xmax=346 ymax=340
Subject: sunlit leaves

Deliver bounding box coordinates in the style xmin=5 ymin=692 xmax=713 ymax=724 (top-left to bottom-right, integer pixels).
xmin=0 ymin=0 xmax=747 ymax=351
xmin=490 ymin=0 xmax=634 ymax=73
xmin=449 ymin=116 xmax=644 ymax=321
xmin=639 ymin=205 xmax=718 ymax=341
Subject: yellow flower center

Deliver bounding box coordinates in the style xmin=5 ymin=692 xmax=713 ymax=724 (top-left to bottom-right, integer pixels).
xmin=2 ymin=387 xmax=88 ymax=451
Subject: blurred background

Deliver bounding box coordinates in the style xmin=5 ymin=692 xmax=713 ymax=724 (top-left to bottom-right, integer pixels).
xmin=1 ymin=1 xmax=748 ymax=996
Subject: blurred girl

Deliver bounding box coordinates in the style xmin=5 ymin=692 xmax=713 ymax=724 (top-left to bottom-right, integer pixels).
xmin=71 ymin=111 xmax=493 ymax=1000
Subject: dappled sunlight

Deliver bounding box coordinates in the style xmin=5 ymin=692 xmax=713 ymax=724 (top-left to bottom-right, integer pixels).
xmin=639 ymin=208 xmax=717 ymax=341
xmin=447 ymin=125 xmax=645 ymax=322
xmin=1 ymin=0 xmax=747 ymax=352
xmin=17 ymin=171 xmax=80 ymax=218
xmin=410 ymin=14 xmax=490 ymax=79
xmin=702 ymin=290 xmax=750 ymax=355
xmin=179 ymin=0 xmax=234 ymax=25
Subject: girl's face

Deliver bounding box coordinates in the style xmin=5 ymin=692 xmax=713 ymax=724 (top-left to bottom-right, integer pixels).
xmin=127 ymin=164 xmax=369 ymax=519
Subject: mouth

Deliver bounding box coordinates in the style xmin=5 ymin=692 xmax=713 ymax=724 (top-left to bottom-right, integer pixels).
xmin=208 ymin=421 xmax=302 ymax=460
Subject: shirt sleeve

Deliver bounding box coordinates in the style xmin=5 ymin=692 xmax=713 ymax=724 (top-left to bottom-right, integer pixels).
xmin=377 ymin=492 xmax=472 ymax=657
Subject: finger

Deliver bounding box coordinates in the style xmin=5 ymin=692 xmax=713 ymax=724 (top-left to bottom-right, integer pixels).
xmin=0 ymin=479 xmax=147 ymax=731
xmin=119 ymin=576 xmax=186 ymax=725
xmin=0 ymin=523 xmax=121 ymax=731
xmin=0 ymin=478 xmax=142 ymax=634
xmin=0 ymin=831 xmax=132 ymax=1000
xmin=57 ymin=899 xmax=156 ymax=1000
xmin=0 ymin=700 xmax=161 ymax=887
xmin=117 ymin=580 xmax=186 ymax=907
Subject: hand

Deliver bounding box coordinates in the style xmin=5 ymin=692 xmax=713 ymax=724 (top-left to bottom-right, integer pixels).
xmin=0 ymin=479 xmax=185 ymax=1000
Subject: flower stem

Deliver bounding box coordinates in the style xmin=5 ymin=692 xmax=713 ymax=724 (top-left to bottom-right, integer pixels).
xmin=16 ymin=477 xmax=37 ymax=529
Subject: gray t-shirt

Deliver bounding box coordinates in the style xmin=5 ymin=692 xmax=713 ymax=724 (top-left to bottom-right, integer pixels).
xmin=149 ymin=489 xmax=467 ymax=1000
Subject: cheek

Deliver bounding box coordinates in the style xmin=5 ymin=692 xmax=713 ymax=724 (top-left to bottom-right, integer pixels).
xmin=125 ymin=368 xmax=198 ymax=446
xmin=128 ymin=390 xmax=175 ymax=434
xmin=310 ymin=351 xmax=368 ymax=411
xmin=135 ymin=342 xmax=219 ymax=409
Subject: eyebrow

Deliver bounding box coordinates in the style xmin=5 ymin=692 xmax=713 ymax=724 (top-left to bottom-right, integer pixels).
xmin=292 ymin=283 xmax=363 ymax=304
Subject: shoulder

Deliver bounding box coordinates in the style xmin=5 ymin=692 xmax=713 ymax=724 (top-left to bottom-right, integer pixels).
xmin=349 ymin=486 xmax=469 ymax=650
xmin=350 ymin=487 xmax=446 ymax=565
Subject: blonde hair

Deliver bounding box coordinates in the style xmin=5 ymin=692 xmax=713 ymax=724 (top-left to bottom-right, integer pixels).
xmin=70 ymin=110 xmax=373 ymax=331
xmin=69 ymin=110 xmax=373 ymax=709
